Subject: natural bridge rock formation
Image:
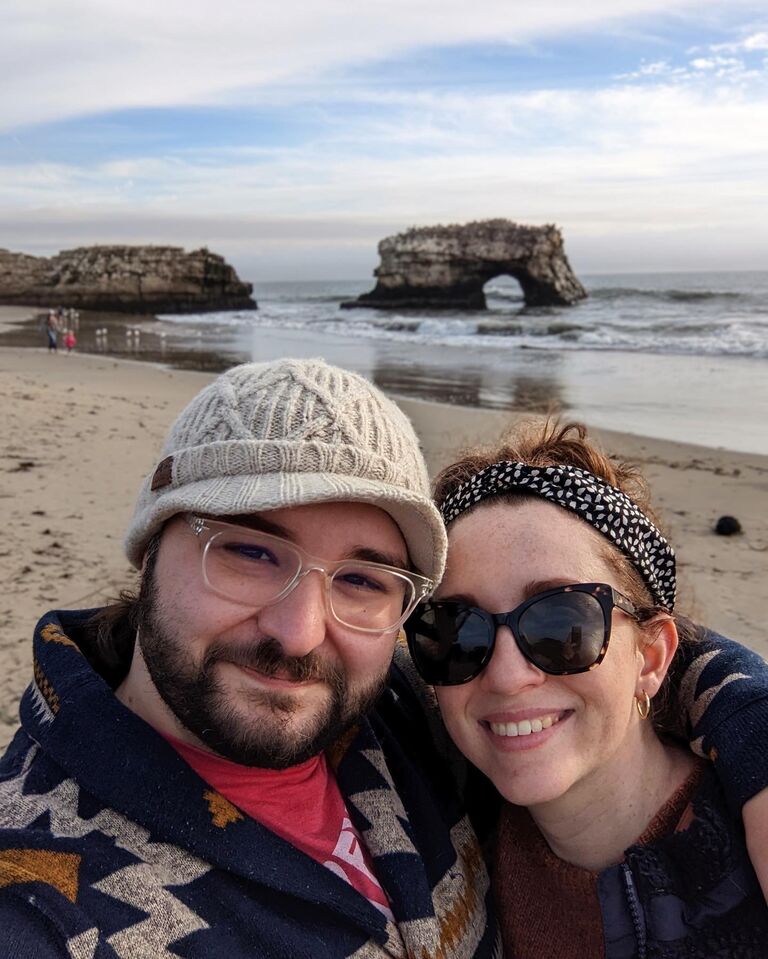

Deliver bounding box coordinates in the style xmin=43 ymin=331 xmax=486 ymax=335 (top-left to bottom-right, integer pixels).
xmin=345 ymin=220 xmax=586 ymax=310
xmin=0 ymin=245 xmax=255 ymax=313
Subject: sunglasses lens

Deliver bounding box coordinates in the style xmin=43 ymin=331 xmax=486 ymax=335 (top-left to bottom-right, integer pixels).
xmin=406 ymin=603 xmax=492 ymax=685
xmin=518 ymin=590 xmax=607 ymax=673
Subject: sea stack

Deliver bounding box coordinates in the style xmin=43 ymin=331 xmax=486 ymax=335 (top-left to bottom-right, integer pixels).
xmin=344 ymin=219 xmax=587 ymax=310
xmin=0 ymin=245 xmax=256 ymax=313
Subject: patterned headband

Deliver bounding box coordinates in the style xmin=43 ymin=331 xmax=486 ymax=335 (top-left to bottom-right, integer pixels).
xmin=439 ymin=461 xmax=676 ymax=610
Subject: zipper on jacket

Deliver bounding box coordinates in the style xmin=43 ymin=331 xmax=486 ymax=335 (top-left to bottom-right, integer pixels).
xmin=620 ymin=862 xmax=647 ymax=959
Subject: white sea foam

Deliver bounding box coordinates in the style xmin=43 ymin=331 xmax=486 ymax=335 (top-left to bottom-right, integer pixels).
xmin=142 ymin=272 xmax=767 ymax=454
xmin=157 ymin=271 xmax=768 ymax=360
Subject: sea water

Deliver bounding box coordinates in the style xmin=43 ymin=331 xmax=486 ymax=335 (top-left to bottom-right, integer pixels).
xmin=151 ymin=271 xmax=768 ymax=454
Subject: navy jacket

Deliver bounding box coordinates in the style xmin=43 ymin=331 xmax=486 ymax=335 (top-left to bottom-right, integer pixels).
xmin=600 ymin=767 xmax=768 ymax=958
xmin=0 ymin=610 xmax=500 ymax=958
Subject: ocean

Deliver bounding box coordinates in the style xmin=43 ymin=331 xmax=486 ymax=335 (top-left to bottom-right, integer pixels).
xmin=6 ymin=270 xmax=765 ymax=454
xmin=147 ymin=270 xmax=767 ymax=455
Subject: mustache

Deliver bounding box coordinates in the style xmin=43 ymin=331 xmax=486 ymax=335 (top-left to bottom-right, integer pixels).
xmin=203 ymin=637 xmax=344 ymax=687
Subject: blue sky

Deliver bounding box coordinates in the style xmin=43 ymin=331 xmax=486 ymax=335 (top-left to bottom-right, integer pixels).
xmin=2 ymin=1 xmax=767 ymax=280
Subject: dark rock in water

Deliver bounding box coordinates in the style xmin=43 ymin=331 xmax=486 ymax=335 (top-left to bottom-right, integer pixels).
xmin=714 ymin=515 xmax=743 ymax=536
xmin=342 ymin=219 xmax=587 ymax=311
xmin=476 ymin=320 xmax=524 ymax=336
xmin=546 ymin=321 xmax=583 ymax=336
xmin=0 ymin=245 xmax=255 ymax=313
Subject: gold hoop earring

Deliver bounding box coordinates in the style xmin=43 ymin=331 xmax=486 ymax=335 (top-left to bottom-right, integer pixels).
xmin=636 ymin=690 xmax=651 ymax=720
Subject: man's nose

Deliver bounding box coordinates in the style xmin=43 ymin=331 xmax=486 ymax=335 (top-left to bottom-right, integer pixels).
xmin=255 ymin=569 xmax=329 ymax=657
xmin=480 ymin=626 xmax=547 ymax=694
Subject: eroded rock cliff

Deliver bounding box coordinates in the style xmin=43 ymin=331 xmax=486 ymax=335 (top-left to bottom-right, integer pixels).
xmin=345 ymin=220 xmax=586 ymax=309
xmin=0 ymin=245 xmax=255 ymax=313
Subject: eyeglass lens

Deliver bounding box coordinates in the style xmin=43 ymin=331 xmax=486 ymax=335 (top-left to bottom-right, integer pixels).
xmin=407 ymin=588 xmax=608 ymax=684
xmin=203 ymin=526 xmax=413 ymax=631
xmin=518 ymin=591 xmax=607 ymax=672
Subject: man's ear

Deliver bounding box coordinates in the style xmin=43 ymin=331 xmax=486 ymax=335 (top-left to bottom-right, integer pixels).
xmin=637 ymin=617 xmax=679 ymax=699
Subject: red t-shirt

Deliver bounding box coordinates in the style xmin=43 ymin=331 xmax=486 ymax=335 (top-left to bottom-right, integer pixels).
xmin=166 ymin=734 xmax=394 ymax=920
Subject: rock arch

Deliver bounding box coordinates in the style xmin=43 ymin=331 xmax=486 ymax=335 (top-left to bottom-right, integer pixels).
xmin=344 ymin=219 xmax=586 ymax=310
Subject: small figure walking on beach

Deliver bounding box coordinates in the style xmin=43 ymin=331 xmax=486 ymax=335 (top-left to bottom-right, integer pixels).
xmin=63 ymin=329 xmax=77 ymax=353
xmin=45 ymin=311 xmax=59 ymax=352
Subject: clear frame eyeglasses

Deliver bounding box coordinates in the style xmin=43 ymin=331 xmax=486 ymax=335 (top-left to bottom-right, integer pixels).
xmin=186 ymin=514 xmax=434 ymax=634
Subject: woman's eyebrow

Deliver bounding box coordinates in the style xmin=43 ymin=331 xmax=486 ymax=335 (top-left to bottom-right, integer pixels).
xmin=437 ymin=578 xmax=579 ymax=608
xmin=524 ymin=578 xmax=579 ymax=597
xmin=434 ymin=590 xmax=480 ymax=606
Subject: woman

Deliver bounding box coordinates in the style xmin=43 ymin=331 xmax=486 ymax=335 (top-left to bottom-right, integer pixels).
xmin=405 ymin=420 xmax=768 ymax=958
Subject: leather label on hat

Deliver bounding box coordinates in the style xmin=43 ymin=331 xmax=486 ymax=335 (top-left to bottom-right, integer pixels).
xmin=151 ymin=455 xmax=174 ymax=491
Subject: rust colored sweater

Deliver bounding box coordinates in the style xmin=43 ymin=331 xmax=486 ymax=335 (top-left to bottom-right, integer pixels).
xmin=492 ymin=763 xmax=704 ymax=959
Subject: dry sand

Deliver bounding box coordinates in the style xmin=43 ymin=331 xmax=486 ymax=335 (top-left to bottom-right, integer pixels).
xmin=2 ymin=342 xmax=766 ymax=749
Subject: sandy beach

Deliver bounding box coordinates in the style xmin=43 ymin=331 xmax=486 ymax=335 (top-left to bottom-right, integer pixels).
xmin=2 ymin=339 xmax=766 ymax=749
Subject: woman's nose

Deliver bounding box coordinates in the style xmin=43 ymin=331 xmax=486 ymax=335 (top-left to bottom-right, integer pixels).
xmin=480 ymin=625 xmax=547 ymax=694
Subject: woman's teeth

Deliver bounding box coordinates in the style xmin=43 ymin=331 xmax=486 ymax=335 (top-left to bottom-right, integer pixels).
xmin=489 ymin=714 xmax=559 ymax=737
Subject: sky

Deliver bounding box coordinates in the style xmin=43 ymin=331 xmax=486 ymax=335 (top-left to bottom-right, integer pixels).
xmin=2 ymin=1 xmax=767 ymax=281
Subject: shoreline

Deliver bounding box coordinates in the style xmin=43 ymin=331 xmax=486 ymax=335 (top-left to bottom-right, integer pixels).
xmin=1 ymin=344 xmax=766 ymax=749
xmin=4 ymin=305 xmax=768 ymax=456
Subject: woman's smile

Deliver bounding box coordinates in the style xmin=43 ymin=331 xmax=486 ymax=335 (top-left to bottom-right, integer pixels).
xmin=481 ymin=709 xmax=572 ymax=751
xmin=486 ymin=709 xmax=569 ymax=737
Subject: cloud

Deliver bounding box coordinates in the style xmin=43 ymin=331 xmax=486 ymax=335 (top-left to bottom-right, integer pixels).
xmin=743 ymin=31 xmax=768 ymax=49
xmin=690 ymin=55 xmax=741 ymax=69
xmin=1 ymin=0 xmax=753 ymax=132
xmin=3 ymin=78 xmax=765 ymax=224
xmin=2 ymin=1 xmax=767 ymax=274
xmin=711 ymin=29 xmax=768 ymax=53
xmin=625 ymin=60 xmax=688 ymax=78
xmin=621 ymin=28 xmax=768 ymax=83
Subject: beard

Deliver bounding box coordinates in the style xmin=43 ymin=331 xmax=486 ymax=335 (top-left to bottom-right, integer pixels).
xmin=134 ymin=554 xmax=388 ymax=769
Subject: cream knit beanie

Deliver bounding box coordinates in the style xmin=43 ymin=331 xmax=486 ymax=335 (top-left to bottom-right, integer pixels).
xmin=125 ymin=358 xmax=447 ymax=582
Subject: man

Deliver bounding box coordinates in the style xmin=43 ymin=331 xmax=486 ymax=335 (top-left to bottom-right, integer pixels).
xmin=0 ymin=359 xmax=499 ymax=958
xmin=1 ymin=358 xmax=767 ymax=958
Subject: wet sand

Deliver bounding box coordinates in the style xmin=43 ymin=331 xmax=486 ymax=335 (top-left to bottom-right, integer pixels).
xmin=4 ymin=305 xmax=768 ymax=456
xmin=1 ymin=333 xmax=766 ymax=749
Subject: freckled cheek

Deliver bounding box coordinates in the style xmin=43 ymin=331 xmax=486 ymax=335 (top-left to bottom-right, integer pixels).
xmin=435 ymin=689 xmax=476 ymax=741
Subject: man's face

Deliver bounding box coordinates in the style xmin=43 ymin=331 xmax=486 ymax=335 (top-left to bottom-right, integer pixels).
xmin=136 ymin=502 xmax=409 ymax=768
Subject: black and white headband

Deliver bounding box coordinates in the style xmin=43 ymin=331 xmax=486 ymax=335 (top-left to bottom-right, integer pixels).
xmin=439 ymin=461 xmax=676 ymax=610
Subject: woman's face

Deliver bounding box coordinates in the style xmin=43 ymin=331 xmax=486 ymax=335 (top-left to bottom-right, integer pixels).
xmin=434 ymin=498 xmax=650 ymax=810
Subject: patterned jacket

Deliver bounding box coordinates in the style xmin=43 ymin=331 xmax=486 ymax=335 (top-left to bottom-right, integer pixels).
xmin=0 ymin=610 xmax=501 ymax=959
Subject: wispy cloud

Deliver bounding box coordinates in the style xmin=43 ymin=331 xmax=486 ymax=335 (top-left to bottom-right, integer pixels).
xmin=1 ymin=0 xmax=753 ymax=131
xmin=711 ymin=29 xmax=768 ymax=52
xmin=619 ymin=23 xmax=768 ymax=82
xmin=2 ymin=1 xmax=767 ymax=275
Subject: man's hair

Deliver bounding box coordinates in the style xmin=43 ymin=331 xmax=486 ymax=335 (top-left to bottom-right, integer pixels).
xmin=82 ymin=534 xmax=161 ymax=684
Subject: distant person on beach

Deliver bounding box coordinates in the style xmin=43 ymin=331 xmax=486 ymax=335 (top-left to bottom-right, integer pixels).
xmin=1 ymin=358 xmax=768 ymax=958
xmin=63 ymin=329 xmax=76 ymax=353
xmin=45 ymin=310 xmax=58 ymax=351
xmin=406 ymin=419 xmax=768 ymax=956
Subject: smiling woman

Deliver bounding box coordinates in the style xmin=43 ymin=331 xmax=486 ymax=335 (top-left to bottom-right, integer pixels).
xmin=405 ymin=419 xmax=768 ymax=958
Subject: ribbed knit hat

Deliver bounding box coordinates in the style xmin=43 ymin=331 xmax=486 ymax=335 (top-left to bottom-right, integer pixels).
xmin=125 ymin=358 xmax=447 ymax=582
